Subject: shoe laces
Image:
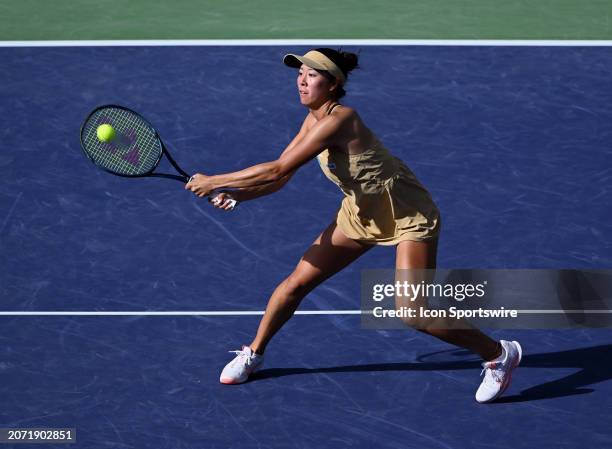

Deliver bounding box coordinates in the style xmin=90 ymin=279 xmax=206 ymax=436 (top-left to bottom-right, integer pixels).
xmin=480 ymin=361 xmax=503 ymax=384
xmin=228 ymin=348 xmax=254 ymax=367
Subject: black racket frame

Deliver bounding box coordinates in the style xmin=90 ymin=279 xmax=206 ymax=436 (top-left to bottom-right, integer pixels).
xmin=79 ymin=104 xmax=191 ymax=183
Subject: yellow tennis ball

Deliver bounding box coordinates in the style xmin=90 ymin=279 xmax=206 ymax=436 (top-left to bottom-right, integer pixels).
xmin=96 ymin=124 xmax=116 ymax=143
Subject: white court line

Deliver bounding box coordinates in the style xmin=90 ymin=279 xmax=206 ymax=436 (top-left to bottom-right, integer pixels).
xmin=0 ymin=310 xmax=610 ymax=316
xmin=517 ymin=310 xmax=612 ymax=314
xmin=1 ymin=39 xmax=612 ymax=47
xmin=0 ymin=310 xmax=362 ymax=316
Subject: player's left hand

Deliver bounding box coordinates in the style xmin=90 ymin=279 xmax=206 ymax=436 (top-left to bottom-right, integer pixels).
xmin=185 ymin=173 xmax=214 ymax=197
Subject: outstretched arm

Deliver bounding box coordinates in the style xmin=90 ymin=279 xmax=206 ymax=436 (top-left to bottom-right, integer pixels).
xmin=217 ymin=170 xmax=295 ymax=204
xmin=217 ymin=118 xmax=307 ymax=202
xmin=186 ymin=112 xmax=342 ymax=197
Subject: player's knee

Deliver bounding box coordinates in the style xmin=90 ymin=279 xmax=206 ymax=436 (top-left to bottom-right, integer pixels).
xmin=282 ymin=274 xmax=313 ymax=300
xmin=394 ymin=302 xmax=431 ymax=330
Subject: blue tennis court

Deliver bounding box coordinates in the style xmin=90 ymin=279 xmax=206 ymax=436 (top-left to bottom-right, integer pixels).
xmin=1 ymin=44 xmax=611 ymax=448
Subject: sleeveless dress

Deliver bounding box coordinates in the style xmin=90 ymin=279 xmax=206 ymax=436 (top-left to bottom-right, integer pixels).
xmin=316 ymin=105 xmax=440 ymax=245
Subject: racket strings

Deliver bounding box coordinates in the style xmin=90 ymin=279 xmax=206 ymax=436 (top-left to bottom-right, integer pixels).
xmin=81 ymin=107 xmax=161 ymax=176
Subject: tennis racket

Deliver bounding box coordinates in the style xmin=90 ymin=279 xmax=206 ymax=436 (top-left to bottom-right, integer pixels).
xmin=79 ymin=104 xmax=237 ymax=208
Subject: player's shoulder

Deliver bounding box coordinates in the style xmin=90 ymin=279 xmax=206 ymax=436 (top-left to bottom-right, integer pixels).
xmin=328 ymin=105 xmax=358 ymax=126
xmin=304 ymin=105 xmax=357 ymax=134
xmin=334 ymin=104 xmax=356 ymax=116
xmin=322 ymin=105 xmax=356 ymax=122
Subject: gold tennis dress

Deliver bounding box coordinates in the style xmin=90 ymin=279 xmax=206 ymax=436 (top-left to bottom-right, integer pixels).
xmin=317 ymin=137 xmax=441 ymax=245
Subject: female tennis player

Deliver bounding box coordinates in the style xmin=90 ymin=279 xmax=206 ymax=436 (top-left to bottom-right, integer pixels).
xmin=185 ymin=48 xmax=521 ymax=403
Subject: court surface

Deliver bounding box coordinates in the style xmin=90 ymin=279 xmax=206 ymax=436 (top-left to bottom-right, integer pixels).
xmin=1 ymin=44 xmax=611 ymax=448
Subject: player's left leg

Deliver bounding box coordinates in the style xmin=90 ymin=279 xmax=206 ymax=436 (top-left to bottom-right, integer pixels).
xmin=395 ymin=238 xmax=501 ymax=359
xmin=395 ymin=239 xmax=522 ymax=402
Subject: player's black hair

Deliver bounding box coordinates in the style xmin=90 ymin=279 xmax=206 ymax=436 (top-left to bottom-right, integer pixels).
xmin=314 ymin=48 xmax=359 ymax=99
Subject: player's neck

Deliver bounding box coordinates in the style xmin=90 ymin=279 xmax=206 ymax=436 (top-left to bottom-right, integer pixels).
xmin=310 ymin=100 xmax=339 ymax=121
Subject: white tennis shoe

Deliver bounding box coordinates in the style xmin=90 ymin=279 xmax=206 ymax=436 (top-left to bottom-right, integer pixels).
xmin=475 ymin=340 xmax=522 ymax=403
xmin=219 ymin=346 xmax=264 ymax=385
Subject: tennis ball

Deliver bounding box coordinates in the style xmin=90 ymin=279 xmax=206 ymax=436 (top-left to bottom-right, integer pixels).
xmin=96 ymin=124 xmax=116 ymax=143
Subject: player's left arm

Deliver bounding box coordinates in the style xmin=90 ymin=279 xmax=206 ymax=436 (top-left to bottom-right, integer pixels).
xmin=186 ymin=114 xmax=343 ymax=196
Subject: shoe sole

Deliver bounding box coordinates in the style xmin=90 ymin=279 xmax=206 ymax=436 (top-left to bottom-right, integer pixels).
xmin=220 ymin=377 xmax=245 ymax=385
xmin=219 ymin=362 xmax=264 ymax=385
xmin=477 ymin=340 xmax=522 ymax=404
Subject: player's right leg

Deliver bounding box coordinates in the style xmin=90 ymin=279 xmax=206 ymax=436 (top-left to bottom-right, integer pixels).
xmin=219 ymin=221 xmax=372 ymax=384
xmin=394 ymin=239 xmax=522 ymax=403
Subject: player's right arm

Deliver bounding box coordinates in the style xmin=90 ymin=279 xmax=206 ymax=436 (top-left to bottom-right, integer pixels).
xmin=213 ymin=114 xmax=314 ymax=204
